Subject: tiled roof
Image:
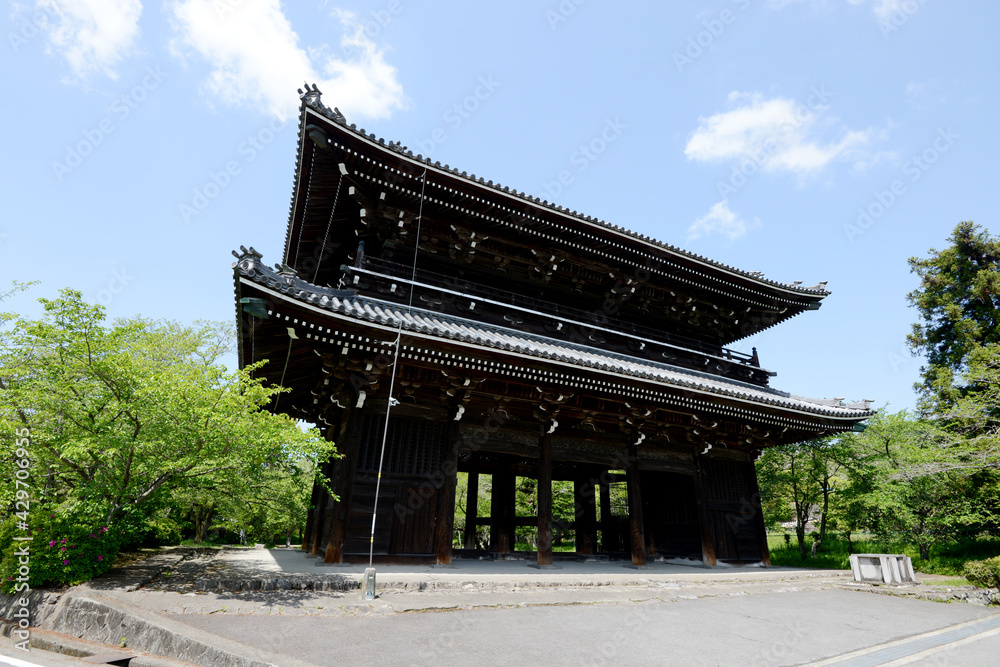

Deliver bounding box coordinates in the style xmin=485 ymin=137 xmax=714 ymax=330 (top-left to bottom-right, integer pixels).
xmin=295 ymin=84 xmax=830 ymax=298
xmin=234 ymin=248 xmax=873 ymax=422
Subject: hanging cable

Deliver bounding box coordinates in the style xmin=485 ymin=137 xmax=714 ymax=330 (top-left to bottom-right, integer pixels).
xmin=368 ymin=168 xmax=428 ymax=568
xmin=313 ymin=169 xmax=345 ymax=284
xmin=273 ymin=328 xmax=297 ymax=411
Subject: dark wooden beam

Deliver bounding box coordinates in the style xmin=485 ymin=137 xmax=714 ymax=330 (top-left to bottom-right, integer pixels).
xmin=694 ymin=453 xmax=718 ymax=567
xmin=599 ymin=476 xmax=612 ymax=552
xmin=323 ymin=414 xmax=361 ymax=564
xmin=625 ymin=442 xmax=647 ymax=567
xmin=310 ymin=437 xmax=339 ymax=555
xmin=491 ymin=468 xmax=516 ymax=553
xmin=302 ymin=456 xmax=326 ymax=552
xmin=435 ymin=426 xmax=460 ymax=565
xmin=463 ymin=472 xmax=480 ymax=550
xmin=309 ymin=483 xmax=329 ymax=555
xmin=537 ymin=431 xmax=553 ymax=566
xmin=574 ymin=478 xmax=597 ymax=555
xmin=746 ymin=454 xmax=771 ymax=566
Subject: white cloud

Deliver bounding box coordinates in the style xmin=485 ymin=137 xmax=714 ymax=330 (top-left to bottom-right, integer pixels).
xmin=852 ymin=149 xmax=897 ymax=172
xmin=687 ymin=200 xmax=760 ymax=243
xmin=771 ymin=0 xmax=917 ymax=22
xmin=32 ymin=0 xmax=143 ymax=80
xmin=169 ymin=1 xmax=406 ymax=122
xmin=684 ymin=92 xmax=870 ymax=176
xmin=870 ymin=0 xmax=912 ymax=21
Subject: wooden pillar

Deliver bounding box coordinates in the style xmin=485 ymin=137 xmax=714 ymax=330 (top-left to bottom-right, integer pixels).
xmin=491 ymin=468 xmax=516 ymax=553
xmin=694 ymin=454 xmax=718 ymax=567
xmin=309 ymin=484 xmax=329 ymax=555
xmin=302 ymin=480 xmax=320 ymax=550
xmin=463 ymin=472 xmax=480 ymax=550
xmin=746 ymin=455 xmax=771 ymax=566
xmin=302 ymin=453 xmax=329 ymax=551
xmin=641 ymin=471 xmax=658 ymax=557
xmin=537 ymin=433 xmax=553 ymax=566
xmin=323 ymin=415 xmax=361 ymax=564
xmin=625 ymin=442 xmax=647 ymax=567
xmin=598 ymin=476 xmax=612 ymax=552
xmin=310 ymin=450 xmax=338 ymax=555
xmin=434 ymin=427 xmax=460 ymax=565
xmin=574 ymin=478 xmax=597 ymax=555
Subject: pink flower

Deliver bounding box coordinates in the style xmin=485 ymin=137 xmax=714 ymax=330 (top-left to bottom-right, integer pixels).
xmin=99 ymin=527 xmax=107 ymax=533
xmin=97 ymin=555 xmax=103 ymax=561
xmin=49 ymin=540 xmax=56 ymax=547
xmin=63 ymin=559 xmax=69 ymax=565
xmin=50 ymin=513 xmax=55 ymax=518
xmin=60 ymin=547 xmax=65 ymax=551
xmin=90 ymin=534 xmax=96 ymax=538
xmin=60 ymin=538 xmax=67 ymax=543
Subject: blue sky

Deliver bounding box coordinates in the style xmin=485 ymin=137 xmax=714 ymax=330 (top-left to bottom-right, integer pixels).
xmin=3 ymin=0 xmax=998 ymax=413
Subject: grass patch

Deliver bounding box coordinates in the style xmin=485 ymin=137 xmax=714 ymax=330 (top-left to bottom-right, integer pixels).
xmin=179 ymin=538 xmax=228 ymax=548
xmin=926 ymin=577 xmax=971 ymax=587
xmin=766 ymin=533 xmax=1000 ymax=576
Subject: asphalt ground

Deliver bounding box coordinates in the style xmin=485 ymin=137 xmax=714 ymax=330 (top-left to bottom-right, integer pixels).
xmin=160 ymin=589 xmax=1000 ymax=666
xmin=5 ymin=548 xmax=999 ymax=666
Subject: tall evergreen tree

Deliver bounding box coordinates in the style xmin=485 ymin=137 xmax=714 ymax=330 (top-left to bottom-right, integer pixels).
xmin=907 ymin=222 xmax=1000 ymax=411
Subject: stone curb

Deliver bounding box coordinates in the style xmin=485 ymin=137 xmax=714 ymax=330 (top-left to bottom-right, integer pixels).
xmin=80 ymin=549 xmax=190 ymax=594
xmin=42 ymin=593 xmax=314 ymax=667
xmin=191 ymin=570 xmax=853 ymax=593
xmin=832 ymin=582 xmax=1000 ymax=606
xmin=3 ymin=622 xmax=198 ymax=666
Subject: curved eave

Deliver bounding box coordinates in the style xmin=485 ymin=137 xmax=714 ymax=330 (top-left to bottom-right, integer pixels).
xmin=284 ymin=101 xmax=830 ymax=308
xmin=234 ymin=260 xmax=872 ymax=428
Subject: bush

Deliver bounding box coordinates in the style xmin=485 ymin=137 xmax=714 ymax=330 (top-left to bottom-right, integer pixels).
xmin=1 ymin=508 xmax=123 ymax=593
xmin=145 ymin=515 xmax=182 ymax=546
xmin=964 ymin=556 xmax=1000 ymax=589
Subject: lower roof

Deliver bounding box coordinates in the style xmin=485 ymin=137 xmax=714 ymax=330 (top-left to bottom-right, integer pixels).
xmin=234 ymin=249 xmax=874 ymax=426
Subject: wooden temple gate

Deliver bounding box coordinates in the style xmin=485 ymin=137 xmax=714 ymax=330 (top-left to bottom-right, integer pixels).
xmin=233 ymin=86 xmax=873 ymax=568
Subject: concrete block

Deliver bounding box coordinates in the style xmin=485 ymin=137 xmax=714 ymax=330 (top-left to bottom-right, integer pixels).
xmin=849 ymin=553 xmax=917 ymax=584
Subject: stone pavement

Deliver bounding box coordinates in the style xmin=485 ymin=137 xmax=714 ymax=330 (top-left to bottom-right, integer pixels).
xmin=3 ymin=546 xmax=999 ymax=666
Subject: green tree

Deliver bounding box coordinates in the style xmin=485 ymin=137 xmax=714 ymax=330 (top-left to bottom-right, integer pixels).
xmin=757 ymin=438 xmax=847 ymax=559
xmin=842 ymin=411 xmax=982 ymax=560
xmin=0 ymin=289 xmax=334 ymax=527
xmin=907 ymin=222 xmax=1000 ymax=410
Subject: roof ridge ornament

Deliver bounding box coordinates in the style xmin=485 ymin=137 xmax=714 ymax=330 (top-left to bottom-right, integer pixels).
xmin=275 ymin=262 xmax=298 ymax=278
xmin=298 ymin=82 xmax=346 ymax=125
xmin=232 ymin=245 xmax=262 ymax=261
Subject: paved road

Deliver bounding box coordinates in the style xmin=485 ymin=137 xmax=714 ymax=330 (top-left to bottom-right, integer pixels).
xmin=164 ymin=589 xmax=999 ymax=666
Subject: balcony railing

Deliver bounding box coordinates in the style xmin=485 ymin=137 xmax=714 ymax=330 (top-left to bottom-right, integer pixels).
xmin=345 ymin=256 xmax=761 ymax=370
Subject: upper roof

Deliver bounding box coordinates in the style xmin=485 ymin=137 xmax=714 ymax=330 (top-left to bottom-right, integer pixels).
xmin=285 ymin=85 xmax=832 ymax=307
